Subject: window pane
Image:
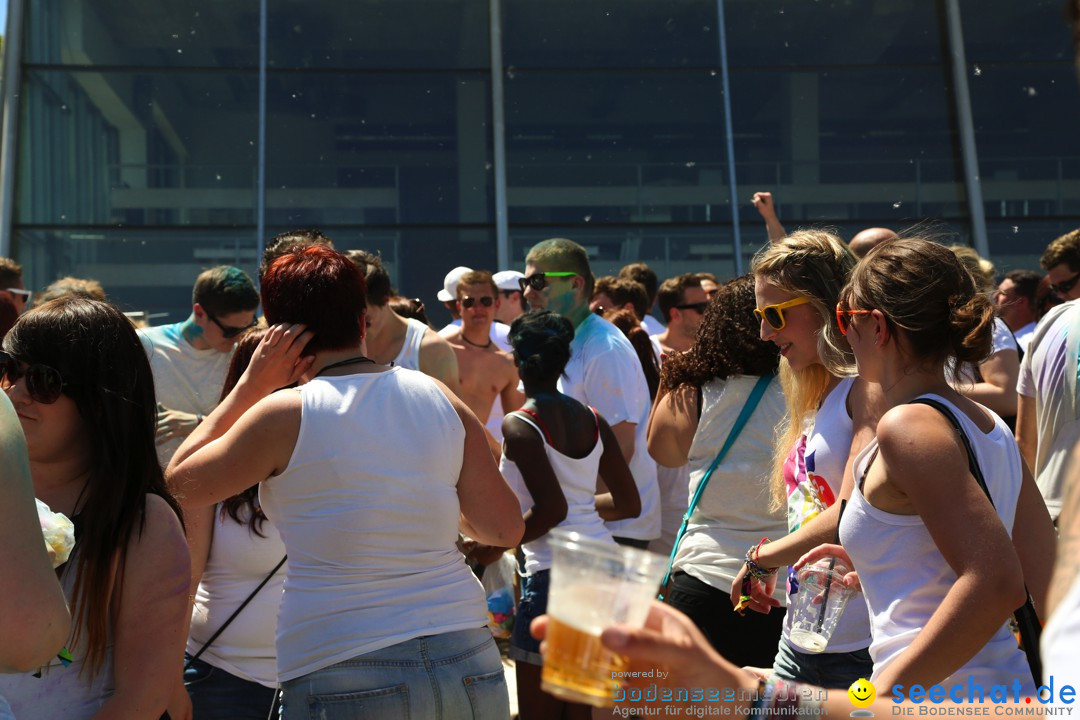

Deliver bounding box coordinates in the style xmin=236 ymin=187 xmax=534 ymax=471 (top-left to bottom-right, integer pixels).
xmin=14 ymin=227 xmax=258 ymax=322
xmin=503 ymin=0 xmax=717 ymax=68
xmin=726 ymin=0 xmax=946 ymax=67
xmin=17 ymin=70 xmax=259 ymax=226
xmin=25 ymin=0 xmax=260 ymax=68
xmin=505 ymin=71 xmax=730 ymax=225
xmin=960 ymin=0 xmax=1075 ymax=63
xmin=265 ymin=73 xmax=494 ymax=226
xmin=266 ymin=0 xmax=489 ymax=69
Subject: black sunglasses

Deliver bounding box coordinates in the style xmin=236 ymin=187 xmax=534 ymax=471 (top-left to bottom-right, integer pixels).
xmin=207 ymin=312 xmax=258 ymax=339
xmin=0 ymin=351 xmax=69 ymax=404
xmin=460 ymin=296 xmax=494 ymax=309
xmin=675 ymin=302 xmax=709 ymax=314
xmin=1050 ymin=272 xmax=1080 ymax=296
xmin=518 ymin=271 xmax=578 ymax=293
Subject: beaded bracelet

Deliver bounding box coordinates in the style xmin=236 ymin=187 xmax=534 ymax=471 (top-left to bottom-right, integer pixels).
xmin=744 ymin=538 xmax=778 ymax=580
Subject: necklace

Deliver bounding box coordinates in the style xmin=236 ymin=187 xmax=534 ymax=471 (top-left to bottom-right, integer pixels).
xmin=461 ymin=333 xmax=492 ymax=349
xmin=316 ymin=355 xmax=375 ymax=376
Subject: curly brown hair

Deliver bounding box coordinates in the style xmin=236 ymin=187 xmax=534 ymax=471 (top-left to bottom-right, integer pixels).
xmin=661 ymin=274 xmax=779 ymax=389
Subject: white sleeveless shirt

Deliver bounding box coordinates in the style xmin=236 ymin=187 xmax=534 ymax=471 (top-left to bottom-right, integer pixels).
xmin=187 ymin=504 xmax=286 ymax=687
xmin=1043 ymin=572 xmax=1080 ymax=681
xmin=393 ymin=318 xmax=428 ymax=371
xmin=840 ymin=394 xmax=1033 ymax=691
xmin=781 ymin=378 xmax=872 ymax=653
xmin=259 ymin=367 xmax=488 ymax=682
xmin=0 ymin=550 xmax=114 ymax=718
xmin=671 ymin=375 xmax=788 ymax=602
xmin=499 ymin=409 xmax=615 ymax=575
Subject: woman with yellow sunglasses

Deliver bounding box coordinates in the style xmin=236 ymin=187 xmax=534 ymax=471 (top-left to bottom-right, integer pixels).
xmin=726 ymin=229 xmax=885 ymax=690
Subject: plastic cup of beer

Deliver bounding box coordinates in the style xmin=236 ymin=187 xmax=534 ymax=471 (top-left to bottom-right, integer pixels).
xmin=540 ymin=530 xmax=668 ymax=708
xmin=787 ymin=558 xmax=858 ymax=653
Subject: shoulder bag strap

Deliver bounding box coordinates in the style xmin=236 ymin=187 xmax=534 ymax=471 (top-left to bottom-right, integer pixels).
xmin=659 ymin=373 xmax=775 ymax=596
xmin=185 ymin=554 xmax=288 ymax=669
xmin=909 ymin=397 xmax=1042 ymax=686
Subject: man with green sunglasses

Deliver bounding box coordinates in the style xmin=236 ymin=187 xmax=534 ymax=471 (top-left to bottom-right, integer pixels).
xmin=522 ymin=238 xmax=661 ymax=548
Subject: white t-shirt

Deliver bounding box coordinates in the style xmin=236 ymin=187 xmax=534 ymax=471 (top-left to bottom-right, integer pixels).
xmin=138 ymin=323 xmax=232 ymax=466
xmin=642 ymin=314 xmax=665 ymax=336
xmin=1014 ymin=321 xmax=1036 ymax=353
xmin=672 ymin=375 xmax=788 ymax=602
xmin=1043 ymin=571 xmax=1080 ymax=682
xmin=558 ymin=314 xmax=660 ymax=541
xmin=188 ymin=504 xmax=286 ymax=687
xmin=1017 ymin=301 xmax=1080 ymax=518
xmin=841 ymin=394 xmax=1033 ymax=691
xmin=259 ymin=367 xmax=487 ymax=682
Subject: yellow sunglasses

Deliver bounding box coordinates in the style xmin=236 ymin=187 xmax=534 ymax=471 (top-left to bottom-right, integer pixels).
xmin=754 ymin=297 xmax=811 ymax=331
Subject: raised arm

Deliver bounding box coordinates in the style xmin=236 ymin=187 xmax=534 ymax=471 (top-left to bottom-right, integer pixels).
xmin=752 ymin=192 xmax=787 ymax=243
xmin=0 ymin=394 xmax=70 ymax=673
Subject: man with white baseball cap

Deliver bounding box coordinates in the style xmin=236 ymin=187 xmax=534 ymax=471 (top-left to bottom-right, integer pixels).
xmin=436 ymin=266 xmax=473 ymax=323
xmin=492 ymin=270 xmax=526 ymax=328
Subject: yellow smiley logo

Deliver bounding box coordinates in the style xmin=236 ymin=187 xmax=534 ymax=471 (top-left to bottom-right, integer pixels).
xmin=848 ymin=678 xmax=876 ymax=708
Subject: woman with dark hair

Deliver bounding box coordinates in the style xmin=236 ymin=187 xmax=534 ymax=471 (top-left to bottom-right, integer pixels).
xmin=809 ymin=237 xmax=1056 ymax=689
xmin=167 ymin=245 xmax=523 ymax=719
xmin=176 ymin=326 xmax=287 ymax=720
xmin=602 ymin=307 xmax=660 ymax=400
xmin=645 ymin=275 xmax=788 ymax=667
xmin=477 ymin=310 xmax=639 ymax=720
xmin=0 ymin=297 xmax=190 ymax=718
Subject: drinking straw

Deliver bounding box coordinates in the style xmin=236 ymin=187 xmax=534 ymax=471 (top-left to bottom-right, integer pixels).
xmin=814 ymin=499 xmax=846 ymax=634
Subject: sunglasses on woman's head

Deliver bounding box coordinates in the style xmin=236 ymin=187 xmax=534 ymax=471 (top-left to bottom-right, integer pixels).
xmin=835 ymin=302 xmax=875 ymax=336
xmin=753 ymin=296 xmax=811 ymax=331
xmin=518 ymin=271 xmax=578 ymax=293
xmin=460 ymin=295 xmax=494 ymax=309
xmin=0 ymin=351 xmax=68 ymax=404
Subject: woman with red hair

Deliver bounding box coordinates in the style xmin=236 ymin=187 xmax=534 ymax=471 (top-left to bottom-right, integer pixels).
xmin=168 ymin=245 xmax=523 ymax=719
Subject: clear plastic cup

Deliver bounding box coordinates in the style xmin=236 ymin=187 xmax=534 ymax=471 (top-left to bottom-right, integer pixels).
xmin=787 ymin=558 xmax=858 ymax=653
xmin=540 ymin=530 xmax=668 ymax=708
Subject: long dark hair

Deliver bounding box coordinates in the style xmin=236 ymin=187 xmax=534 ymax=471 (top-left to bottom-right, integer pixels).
xmin=218 ymin=327 xmax=270 ymax=536
xmin=603 ymin=307 xmax=660 ymax=400
xmin=661 ymin=274 xmax=779 ymax=389
xmin=3 ymin=297 xmax=183 ymax=678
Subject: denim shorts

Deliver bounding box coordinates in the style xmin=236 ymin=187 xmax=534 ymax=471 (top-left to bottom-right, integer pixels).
xmin=509 ymin=569 xmax=549 ymax=666
xmin=278 ymin=627 xmax=507 ymax=720
xmin=771 ymin=637 xmax=874 ymax=689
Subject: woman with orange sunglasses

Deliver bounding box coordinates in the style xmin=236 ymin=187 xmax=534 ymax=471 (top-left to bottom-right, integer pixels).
xmin=728 ymin=229 xmax=884 ymax=689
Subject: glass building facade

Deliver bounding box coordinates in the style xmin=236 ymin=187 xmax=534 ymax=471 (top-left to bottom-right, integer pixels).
xmin=1 ymin=0 xmax=1077 ymax=322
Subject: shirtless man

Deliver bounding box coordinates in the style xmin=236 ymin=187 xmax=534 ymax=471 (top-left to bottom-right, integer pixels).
xmin=442 ymin=270 xmax=524 ymax=430
xmin=345 ymin=249 xmax=461 ymax=395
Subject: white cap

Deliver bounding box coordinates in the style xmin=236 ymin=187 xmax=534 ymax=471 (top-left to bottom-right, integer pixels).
xmin=436 ymin=266 xmax=473 ymax=302
xmin=493 ymin=270 xmax=525 ymax=293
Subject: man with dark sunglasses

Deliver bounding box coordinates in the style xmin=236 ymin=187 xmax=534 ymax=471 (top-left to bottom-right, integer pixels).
xmin=1017 ymin=227 xmax=1080 ymax=524
xmin=522 ymin=238 xmax=661 ymax=548
xmin=138 ymin=265 xmax=260 ymax=465
xmin=653 ymin=274 xmax=709 ymax=357
xmin=441 ymin=271 xmax=524 ymax=453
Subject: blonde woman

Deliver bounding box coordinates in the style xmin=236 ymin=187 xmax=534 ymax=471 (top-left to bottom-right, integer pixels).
xmin=728 ymin=230 xmax=883 ymax=688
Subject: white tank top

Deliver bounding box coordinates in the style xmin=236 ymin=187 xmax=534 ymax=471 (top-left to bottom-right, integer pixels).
xmin=840 ymin=394 xmax=1033 ymax=691
xmin=781 ymin=378 xmax=872 ymax=653
xmin=499 ymin=409 xmax=616 ymax=575
xmin=671 ymin=375 xmax=789 ymax=603
xmin=259 ymin=367 xmax=487 ymax=682
xmin=393 ymin=318 xmax=428 ymax=371
xmin=0 ymin=550 xmax=114 ymax=718
xmin=187 ymin=504 xmax=286 ymax=687
xmin=1043 ymin=572 xmax=1080 ymax=682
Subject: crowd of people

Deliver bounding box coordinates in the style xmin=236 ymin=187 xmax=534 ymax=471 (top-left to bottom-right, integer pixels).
xmin=1 ymin=194 xmax=1080 ymax=719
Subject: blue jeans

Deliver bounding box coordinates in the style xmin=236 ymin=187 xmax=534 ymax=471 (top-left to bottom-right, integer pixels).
xmin=279 ymin=628 xmax=508 ymax=720
xmin=509 ymin=570 xmax=549 ymax=666
xmin=772 ymin=638 xmax=874 ymax=689
xmin=184 ymin=655 xmax=279 ymax=720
